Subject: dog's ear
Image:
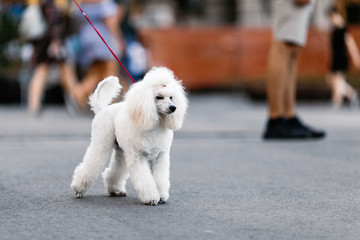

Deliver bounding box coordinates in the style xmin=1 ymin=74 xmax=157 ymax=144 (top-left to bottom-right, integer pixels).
xmin=163 ymin=81 xmax=188 ymax=130
xmin=125 ymin=81 xmax=159 ymax=130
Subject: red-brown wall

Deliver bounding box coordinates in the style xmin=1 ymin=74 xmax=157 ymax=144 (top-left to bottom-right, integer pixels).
xmin=140 ymin=26 xmax=360 ymax=91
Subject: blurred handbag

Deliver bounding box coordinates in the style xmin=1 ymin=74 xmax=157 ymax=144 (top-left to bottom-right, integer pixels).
xmin=19 ymin=5 xmax=47 ymax=41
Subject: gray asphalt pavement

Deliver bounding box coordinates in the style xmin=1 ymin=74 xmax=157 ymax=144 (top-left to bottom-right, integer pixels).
xmin=1 ymin=93 xmax=360 ymax=240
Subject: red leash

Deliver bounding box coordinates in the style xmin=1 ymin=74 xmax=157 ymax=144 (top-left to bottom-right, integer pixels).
xmin=72 ymin=0 xmax=136 ymax=83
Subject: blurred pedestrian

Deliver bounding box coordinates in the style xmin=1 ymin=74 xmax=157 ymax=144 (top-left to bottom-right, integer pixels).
xmin=117 ymin=0 xmax=149 ymax=81
xmin=327 ymin=6 xmax=360 ymax=108
xmin=71 ymin=0 xmax=126 ymax=109
xmin=263 ymin=0 xmax=326 ymax=139
xmin=24 ymin=0 xmax=78 ymax=115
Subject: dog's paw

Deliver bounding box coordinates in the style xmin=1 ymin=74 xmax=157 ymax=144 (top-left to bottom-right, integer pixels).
xmin=75 ymin=192 xmax=84 ymax=198
xmin=158 ymin=198 xmax=166 ymax=204
xmin=109 ymin=191 xmax=127 ymax=197
xmin=71 ymin=184 xmax=88 ymax=198
xmin=145 ymin=200 xmax=158 ymax=206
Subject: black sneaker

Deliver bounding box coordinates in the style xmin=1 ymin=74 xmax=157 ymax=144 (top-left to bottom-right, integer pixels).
xmin=263 ymin=117 xmax=311 ymax=139
xmin=286 ymin=116 xmax=326 ymax=139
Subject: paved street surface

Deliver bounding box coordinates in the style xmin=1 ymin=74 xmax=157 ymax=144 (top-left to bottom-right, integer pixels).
xmin=1 ymin=93 xmax=360 ymax=240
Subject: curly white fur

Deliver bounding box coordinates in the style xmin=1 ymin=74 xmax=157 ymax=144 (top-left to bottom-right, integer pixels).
xmin=70 ymin=67 xmax=188 ymax=206
xmin=88 ymin=76 xmax=122 ymax=114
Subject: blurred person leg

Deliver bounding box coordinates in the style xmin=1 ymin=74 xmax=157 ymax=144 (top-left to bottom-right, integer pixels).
xmin=59 ymin=64 xmax=77 ymax=93
xmin=72 ymin=59 xmax=128 ymax=111
xmin=343 ymin=81 xmax=358 ymax=107
xmin=283 ymin=43 xmax=301 ymax=118
xmin=72 ymin=0 xmax=126 ymax=109
xmin=327 ymin=7 xmax=359 ymax=109
xmin=72 ymin=61 xmax=116 ymax=109
xmin=28 ymin=63 xmax=49 ymax=115
xmin=103 ymin=60 xmax=128 ymax=94
xmin=263 ymin=0 xmax=325 ymax=139
xmin=266 ymin=41 xmax=300 ymax=119
xmin=264 ymin=41 xmax=310 ymax=139
xmin=329 ymin=72 xmax=358 ymax=108
xmin=59 ymin=62 xmax=82 ymax=113
xmin=27 ymin=0 xmax=69 ymax=115
xmin=329 ymin=72 xmax=345 ymax=108
xmin=73 ymin=62 xmax=104 ymax=109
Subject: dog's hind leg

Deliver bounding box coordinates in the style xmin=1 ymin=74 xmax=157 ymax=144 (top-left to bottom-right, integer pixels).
xmin=152 ymin=152 xmax=170 ymax=204
xmin=127 ymin=154 xmax=160 ymax=205
xmin=102 ymin=147 xmax=129 ymax=197
xmin=71 ymin=119 xmax=115 ymax=198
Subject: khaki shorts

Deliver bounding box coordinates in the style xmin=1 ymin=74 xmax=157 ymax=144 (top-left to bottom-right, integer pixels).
xmin=273 ymin=0 xmax=315 ymax=46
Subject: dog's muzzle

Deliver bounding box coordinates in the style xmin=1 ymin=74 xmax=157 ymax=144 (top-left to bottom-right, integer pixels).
xmin=168 ymin=105 xmax=176 ymax=113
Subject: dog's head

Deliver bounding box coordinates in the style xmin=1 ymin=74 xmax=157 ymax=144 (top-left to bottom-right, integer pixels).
xmin=125 ymin=67 xmax=188 ymax=131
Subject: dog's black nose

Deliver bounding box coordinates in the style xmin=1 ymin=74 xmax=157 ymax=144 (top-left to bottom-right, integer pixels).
xmin=169 ymin=105 xmax=176 ymax=113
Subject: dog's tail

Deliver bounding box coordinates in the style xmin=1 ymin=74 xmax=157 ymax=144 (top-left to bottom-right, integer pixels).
xmin=89 ymin=76 xmax=122 ymax=114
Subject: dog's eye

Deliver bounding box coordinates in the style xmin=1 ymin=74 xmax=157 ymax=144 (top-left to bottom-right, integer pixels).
xmin=170 ymin=96 xmax=173 ymax=100
xmin=156 ymin=96 xmax=164 ymax=100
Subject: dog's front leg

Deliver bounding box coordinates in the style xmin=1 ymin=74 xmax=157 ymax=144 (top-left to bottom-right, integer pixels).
xmin=127 ymin=155 xmax=160 ymax=206
xmin=152 ymin=152 xmax=170 ymax=204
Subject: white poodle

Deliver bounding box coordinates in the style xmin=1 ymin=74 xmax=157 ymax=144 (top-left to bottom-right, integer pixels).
xmin=70 ymin=67 xmax=188 ymax=205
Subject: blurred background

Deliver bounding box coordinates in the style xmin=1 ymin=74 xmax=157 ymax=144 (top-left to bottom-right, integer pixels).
xmin=1 ymin=0 xmax=360 ymax=106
